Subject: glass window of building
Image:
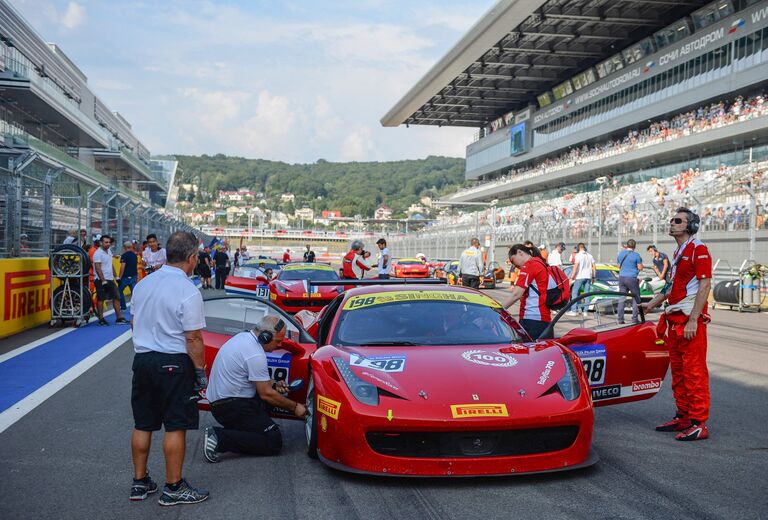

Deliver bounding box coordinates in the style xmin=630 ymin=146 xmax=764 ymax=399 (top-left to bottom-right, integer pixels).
xmin=552 ymin=80 xmax=574 ymax=100
xmin=537 ymin=91 xmax=553 ymax=108
xmin=691 ymin=0 xmax=734 ymax=30
xmin=572 ymin=68 xmax=597 ymax=91
xmin=622 ymin=38 xmax=655 ymax=65
xmin=596 ymin=54 xmax=625 ymax=79
xmin=654 ymin=19 xmax=692 ymax=50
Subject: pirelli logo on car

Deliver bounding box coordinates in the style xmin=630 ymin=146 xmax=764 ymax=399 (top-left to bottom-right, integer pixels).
xmin=317 ymin=395 xmax=341 ymax=420
xmin=450 ymin=403 xmax=509 ymax=419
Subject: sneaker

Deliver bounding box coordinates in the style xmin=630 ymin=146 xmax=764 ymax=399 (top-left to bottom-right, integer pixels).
xmin=565 ymin=311 xmax=578 ymax=317
xmin=116 ymin=317 xmax=129 ymax=324
xmin=203 ymin=427 xmax=219 ymax=463
xmin=129 ymin=475 xmax=158 ymax=501
xmin=655 ymin=416 xmax=691 ymax=432
xmin=158 ymin=479 xmax=209 ymax=506
xmin=676 ymin=422 xmax=709 ymax=441
xmin=98 ymin=319 xmax=109 ymax=326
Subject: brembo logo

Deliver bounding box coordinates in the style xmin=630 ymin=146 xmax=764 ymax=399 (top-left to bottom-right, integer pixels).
xmin=632 ymin=378 xmax=662 ymax=392
xmin=4 ymin=270 xmax=51 ymax=321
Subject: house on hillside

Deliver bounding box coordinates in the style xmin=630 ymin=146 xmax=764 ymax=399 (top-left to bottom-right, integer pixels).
xmin=295 ymin=207 xmax=314 ymax=222
xmin=226 ymin=206 xmax=246 ymax=223
xmin=374 ymin=205 xmax=392 ymax=220
xmin=408 ymin=203 xmax=425 ymax=215
xmin=270 ymin=211 xmax=289 ymax=227
xmin=281 ymin=193 xmax=295 ymax=202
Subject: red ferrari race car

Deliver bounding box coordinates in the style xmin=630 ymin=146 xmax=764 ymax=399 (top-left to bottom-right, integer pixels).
xmin=224 ymin=264 xmax=270 ymax=299
xmin=391 ymin=258 xmax=430 ymax=278
xmin=199 ymin=285 xmax=669 ymax=477
xmin=269 ymin=262 xmax=343 ymax=313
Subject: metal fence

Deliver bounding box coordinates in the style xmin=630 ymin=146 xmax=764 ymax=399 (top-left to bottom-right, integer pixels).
xmin=388 ymin=161 xmax=768 ymax=266
xmin=0 ymin=154 xmax=210 ymax=258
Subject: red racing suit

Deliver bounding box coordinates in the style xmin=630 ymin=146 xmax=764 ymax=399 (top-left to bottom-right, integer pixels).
xmin=342 ymin=250 xmax=370 ymax=289
xmin=656 ymin=238 xmax=712 ymax=422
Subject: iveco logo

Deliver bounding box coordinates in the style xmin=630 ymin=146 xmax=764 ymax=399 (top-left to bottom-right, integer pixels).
xmin=462 ymin=349 xmax=518 ymax=368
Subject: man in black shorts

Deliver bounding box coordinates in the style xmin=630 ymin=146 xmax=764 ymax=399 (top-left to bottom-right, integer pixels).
xmin=93 ymin=235 xmax=128 ymax=325
xmin=129 ymin=231 xmax=210 ymax=506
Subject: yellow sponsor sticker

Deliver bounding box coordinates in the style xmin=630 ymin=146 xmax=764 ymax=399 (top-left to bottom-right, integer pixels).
xmin=342 ymin=290 xmax=501 ymax=311
xmin=311 ymin=292 xmax=321 ymax=298
xmin=450 ymin=403 xmax=509 ymax=419
xmin=317 ymin=395 xmax=341 ymax=420
xmin=320 ymin=415 xmax=328 ymax=432
xmin=283 ymin=264 xmax=334 ymax=271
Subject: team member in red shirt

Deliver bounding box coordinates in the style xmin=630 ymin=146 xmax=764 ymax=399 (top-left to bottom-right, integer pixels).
xmin=342 ymin=240 xmax=371 ymax=289
xmin=282 ymin=249 xmax=291 ymax=263
xmin=643 ymin=207 xmax=711 ymax=441
xmin=497 ymin=244 xmax=552 ymax=339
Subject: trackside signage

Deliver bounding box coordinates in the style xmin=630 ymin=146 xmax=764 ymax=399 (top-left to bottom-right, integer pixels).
xmin=532 ymin=4 xmax=768 ymax=126
xmin=0 ymin=258 xmax=51 ymax=338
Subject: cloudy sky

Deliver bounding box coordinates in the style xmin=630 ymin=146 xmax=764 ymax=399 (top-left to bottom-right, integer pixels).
xmin=13 ymin=0 xmax=496 ymax=163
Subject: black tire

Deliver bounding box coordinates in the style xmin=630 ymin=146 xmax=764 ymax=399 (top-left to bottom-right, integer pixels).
xmin=305 ymin=373 xmax=318 ymax=459
xmin=52 ymin=283 xmax=92 ymax=317
xmin=50 ymin=244 xmax=91 ymax=277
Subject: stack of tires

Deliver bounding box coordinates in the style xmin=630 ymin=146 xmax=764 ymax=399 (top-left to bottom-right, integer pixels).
xmin=49 ymin=244 xmax=92 ymax=321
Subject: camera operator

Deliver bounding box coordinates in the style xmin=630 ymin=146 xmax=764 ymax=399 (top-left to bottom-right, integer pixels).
xmin=203 ymin=316 xmax=306 ymax=462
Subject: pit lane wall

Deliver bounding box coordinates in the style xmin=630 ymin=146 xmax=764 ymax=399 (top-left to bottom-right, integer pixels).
xmin=0 ymin=258 xmax=51 ymax=338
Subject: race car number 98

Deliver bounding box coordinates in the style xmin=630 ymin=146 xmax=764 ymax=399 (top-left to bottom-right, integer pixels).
xmin=268 ymin=367 xmax=289 ymax=382
xmin=581 ymin=358 xmax=605 ymax=385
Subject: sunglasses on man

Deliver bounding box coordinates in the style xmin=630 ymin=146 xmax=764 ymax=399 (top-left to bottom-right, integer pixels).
xmin=669 ymin=217 xmax=688 ymax=224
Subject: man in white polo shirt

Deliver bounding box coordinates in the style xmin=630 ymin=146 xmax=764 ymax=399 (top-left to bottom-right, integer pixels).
xmin=203 ymin=315 xmax=307 ymax=463
xmin=129 ymin=231 xmax=210 ymax=506
xmin=93 ymin=235 xmax=128 ymax=326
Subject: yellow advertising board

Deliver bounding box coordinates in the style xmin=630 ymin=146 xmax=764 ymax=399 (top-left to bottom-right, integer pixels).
xmin=0 ymin=258 xmax=51 ymax=338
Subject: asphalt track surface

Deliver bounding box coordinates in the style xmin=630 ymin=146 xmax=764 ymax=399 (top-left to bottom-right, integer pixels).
xmin=1 ymin=287 xmax=767 ymax=520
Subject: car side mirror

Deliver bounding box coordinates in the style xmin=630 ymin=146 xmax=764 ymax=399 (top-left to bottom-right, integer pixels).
xmin=558 ymin=328 xmax=598 ymax=346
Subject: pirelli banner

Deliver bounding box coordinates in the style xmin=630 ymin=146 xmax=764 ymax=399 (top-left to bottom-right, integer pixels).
xmin=0 ymin=258 xmax=51 ymax=338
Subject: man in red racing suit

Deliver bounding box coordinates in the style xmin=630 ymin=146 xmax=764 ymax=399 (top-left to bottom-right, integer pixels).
xmin=342 ymin=240 xmax=371 ymax=290
xmin=643 ymin=207 xmax=711 ymax=441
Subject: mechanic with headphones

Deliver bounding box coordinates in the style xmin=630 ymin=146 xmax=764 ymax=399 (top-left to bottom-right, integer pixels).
xmin=203 ymin=315 xmax=307 ymax=462
xmin=642 ymin=207 xmax=712 ymax=441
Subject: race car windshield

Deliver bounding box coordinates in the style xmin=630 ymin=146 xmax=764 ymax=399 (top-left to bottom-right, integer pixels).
xmin=234 ymin=267 xmax=267 ymax=279
xmin=398 ymin=260 xmax=424 ymax=265
xmin=332 ymin=301 xmax=526 ymax=346
xmin=596 ymin=270 xmax=618 ymax=281
xmin=280 ymin=269 xmax=339 ymax=281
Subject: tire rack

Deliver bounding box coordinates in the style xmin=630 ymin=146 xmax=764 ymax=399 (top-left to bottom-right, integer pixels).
xmin=49 ymin=246 xmax=92 ymax=327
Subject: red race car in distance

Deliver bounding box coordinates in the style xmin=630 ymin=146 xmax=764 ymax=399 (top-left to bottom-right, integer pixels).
xmin=392 ymin=258 xmax=430 ymax=278
xmin=199 ymin=284 xmax=670 ymax=477
xmin=269 ymin=263 xmax=342 ymax=313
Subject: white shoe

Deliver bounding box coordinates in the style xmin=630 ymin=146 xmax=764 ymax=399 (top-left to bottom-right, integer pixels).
xmin=565 ymin=311 xmax=578 ymax=317
xmin=582 ymin=311 xmax=589 ymax=318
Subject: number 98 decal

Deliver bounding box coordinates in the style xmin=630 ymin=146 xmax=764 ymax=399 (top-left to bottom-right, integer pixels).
xmin=350 ymin=353 xmax=406 ymax=373
xmin=570 ymin=344 xmax=607 ymax=387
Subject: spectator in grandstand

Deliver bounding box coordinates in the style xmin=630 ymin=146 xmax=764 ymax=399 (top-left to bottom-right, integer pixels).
xmin=197 ymin=247 xmax=212 ymax=289
xmin=213 ymin=246 xmax=230 ymax=290
xmin=642 ymin=208 xmax=711 ymax=442
xmin=376 ymin=238 xmax=391 ymax=279
xmin=129 ymin=231 xmax=209 ymax=505
xmin=647 ymin=245 xmax=670 ymax=281
xmin=548 ymin=243 xmax=565 ymax=267
xmin=142 ymin=234 xmax=167 ymax=274
xmin=118 ymin=241 xmax=139 ymax=311
xmin=203 ymin=316 xmax=306 ymax=464
xmin=459 ymin=238 xmax=484 ymax=289
xmin=342 ymin=240 xmax=371 ymax=282
xmin=567 ymin=243 xmax=595 ymax=317
xmin=616 ymin=239 xmax=644 ymax=325
xmin=496 ymin=243 xmax=553 ymax=340
xmin=93 ymin=235 xmax=128 ymax=326
xmin=282 ymin=249 xmax=291 ymax=263
xmin=63 ymin=229 xmax=78 ymax=245
xmin=303 ymin=244 xmax=316 ymax=263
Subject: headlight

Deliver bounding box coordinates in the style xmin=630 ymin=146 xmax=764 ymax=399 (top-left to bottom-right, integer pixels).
xmin=276 ymin=284 xmax=287 ymax=295
xmin=333 ymin=357 xmax=379 ymax=406
xmin=556 ymin=353 xmax=581 ymax=401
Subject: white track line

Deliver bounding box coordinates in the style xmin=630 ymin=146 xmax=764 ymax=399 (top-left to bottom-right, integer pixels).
xmin=0 ymin=309 xmax=117 ymax=365
xmin=0 ymin=329 xmax=132 ymax=434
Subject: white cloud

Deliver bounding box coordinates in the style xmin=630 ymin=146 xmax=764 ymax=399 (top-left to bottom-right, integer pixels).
xmin=61 ymin=2 xmax=85 ymax=30
xmin=339 ymin=127 xmax=375 ymax=161
xmin=91 ymin=78 xmax=132 ymax=91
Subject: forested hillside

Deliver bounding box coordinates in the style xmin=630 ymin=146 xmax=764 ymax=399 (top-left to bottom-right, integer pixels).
xmin=173 ymin=154 xmax=466 ymax=217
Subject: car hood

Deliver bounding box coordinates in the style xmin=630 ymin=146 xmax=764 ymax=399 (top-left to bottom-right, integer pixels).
xmin=340 ymin=343 xmax=569 ymax=405
xmin=274 ymin=280 xmax=339 ymax=294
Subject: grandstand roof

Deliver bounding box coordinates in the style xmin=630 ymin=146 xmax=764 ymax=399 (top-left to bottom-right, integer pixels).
xmin=381 ymin=0 xmax=714 ymax=128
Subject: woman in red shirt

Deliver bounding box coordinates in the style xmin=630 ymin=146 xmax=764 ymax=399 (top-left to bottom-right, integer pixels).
xmin=496 ymin=244 xmax=552 ymax=340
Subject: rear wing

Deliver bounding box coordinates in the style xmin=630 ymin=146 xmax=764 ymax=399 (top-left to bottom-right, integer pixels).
xmin=309 ymin=278 xmax=447 ymax=286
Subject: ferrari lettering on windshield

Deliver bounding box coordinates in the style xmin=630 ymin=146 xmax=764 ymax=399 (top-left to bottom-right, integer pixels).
xmin=462 ymin=349 xmax=518 ymax=368
xmin=451 ymin=403 xmax=509 ymax=418
xmin=342 ymin=291 xmax=501 ymax=310
xmin=317 ymin=395 xmax=341 ymax=420
xmin=537 ymin=360 xmax=556 ymax=385
xmin=350 ymin=353 xmax=406 ymax=372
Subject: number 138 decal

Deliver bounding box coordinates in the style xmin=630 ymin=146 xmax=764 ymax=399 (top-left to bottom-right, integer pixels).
xmin=569 ymin=344 xmax=607 ymax=386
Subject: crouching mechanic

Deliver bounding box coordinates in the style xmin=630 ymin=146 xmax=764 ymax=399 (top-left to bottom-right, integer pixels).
xmin=642 ymin=207 xmax=711 ymax=441
xmin=203 ymin=316 xmax=307 ymax=462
